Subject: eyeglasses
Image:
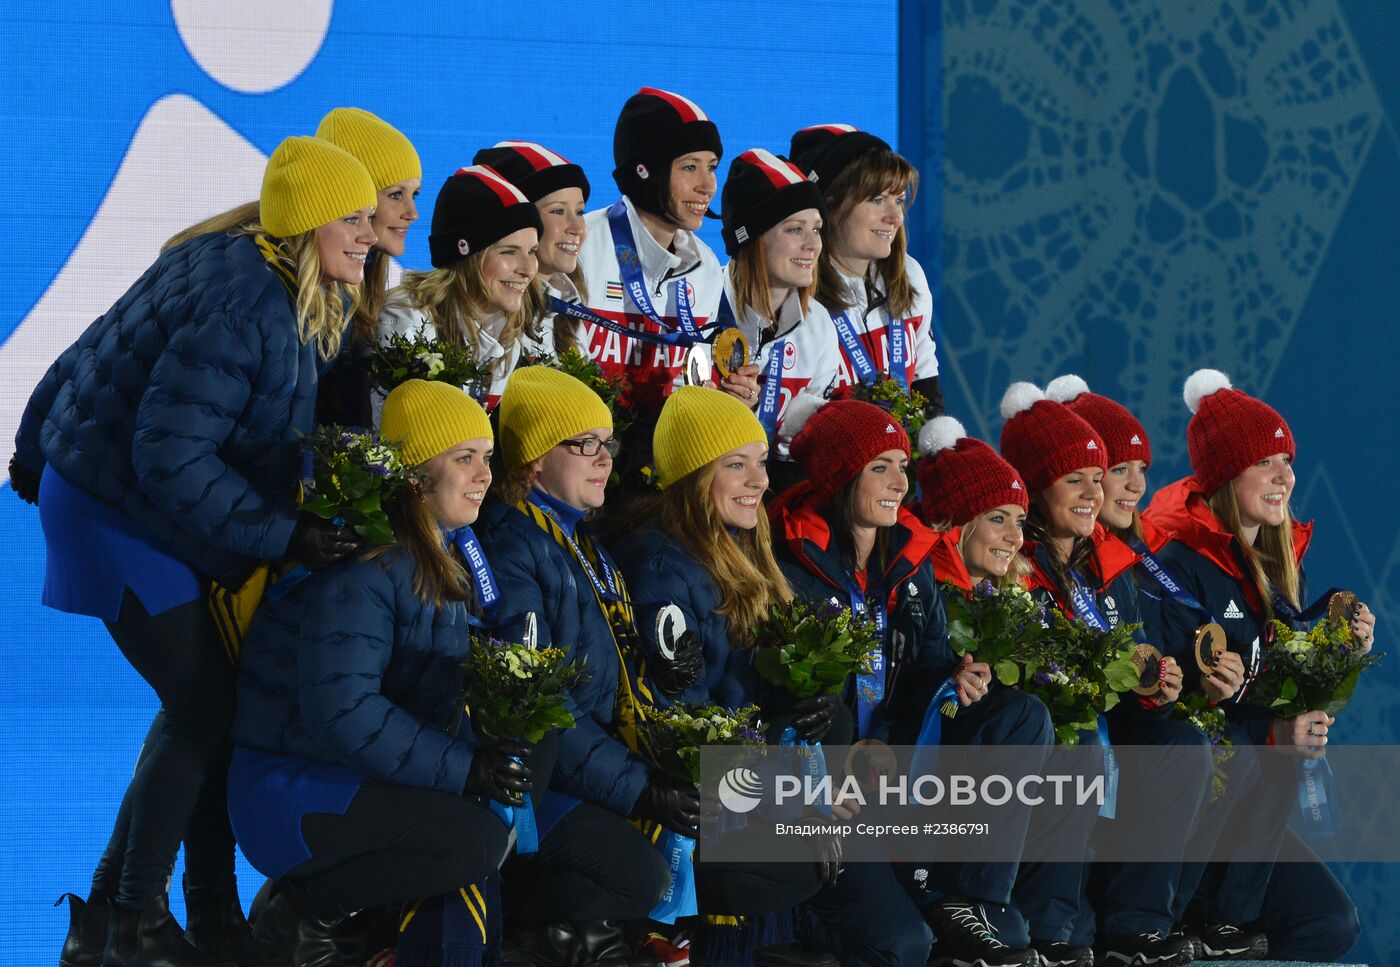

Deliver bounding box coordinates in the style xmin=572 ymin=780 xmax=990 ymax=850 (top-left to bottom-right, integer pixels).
xmin=559 ymin=436 xmax=621 ymax=458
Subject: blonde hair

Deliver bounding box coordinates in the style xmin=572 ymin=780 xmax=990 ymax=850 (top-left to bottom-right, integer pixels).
xmin=953 ymin=518 xmax=1031 ymax=589
xmin=814 ymin=150 xmax=919 ymax=319
xmin=398 ymin=254 xmax=535 ymax=378
xmin=730 ymin=241 xmax=814 ymax=331
xmin=1207 ymin=482 xmax=1300 ymax=623
xmin=366 ymin=485 xmax=472 ymax=608
xmin=163 ymin=202 xmax=349 ymax=361
xmin=627 ymin=461 xmax=791 ymax=644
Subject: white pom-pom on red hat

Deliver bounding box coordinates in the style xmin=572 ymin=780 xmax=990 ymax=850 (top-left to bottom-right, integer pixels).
xmin=1045 ymin=374 xmax=1090 ymax=404
xmin=999 ymin=381 xmax=1045 ymax=421
xmin=918 ymin=415 xmax=966 ymax=457
xmin=782 ymin=392 xmax=827 ymax=440
xmin=1184 ymin=369 xmax=1232 ymax=414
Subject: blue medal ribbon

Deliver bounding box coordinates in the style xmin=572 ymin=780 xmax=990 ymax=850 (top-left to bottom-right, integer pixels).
xmin=1271 ymin=586 xmax=1346 ymax=624
xmin=1066 ymin=572 xmax=1112 ymax=633
xmin=648 ymin=830 xmax=697 ymax=923
xmin=1297 ymin=756 xmax=1338 ymax=838
xmin=550 ymin=295 xmax=697 ymax=349
xmin=607 ymin=201 xmax=706 ymax=341
xmin=908 ymin=677 xmax=961 ymax=779
xmin=1095 ymin=714 xmax=1119 ymax=819
xmin=485 ymin=781 xmax=539 ymax=854
xmin=885 ymin=310 xmax=909 ymax=390
xmin=831 ymin=311 xmax=879 ymax=384
xmin=451 ymin=526 xmax=500 ymax=619
xmin=1123 ymin=536 xmax=1217 ymax=623
xmin=780 ymin=725 xmax=831 ymax=819
xmin=849 ymin=576 xmax=887 ymax=738
xmin=756 ymin=339 xmax=786 ymax=439
xmin=527 ymin=496 xmax=622 ymax=602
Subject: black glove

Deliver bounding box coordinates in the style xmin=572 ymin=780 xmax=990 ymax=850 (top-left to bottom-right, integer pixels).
xmin=464 ymin=738 xmax=534 ymax=807
xmin=8 ymin=456 xmax=40 ymax=506
xmin=652 ymin=630 xmax=703 ymax=697
xmin=791 ymin=692 xmax=843 ymax=743
xmin=806 ymin=814 xmax=843 ymax=885
xmin=287 ymin=514 xmax=361 ymax=570
xmin=635 ymin=771 xmax=701 ymax=837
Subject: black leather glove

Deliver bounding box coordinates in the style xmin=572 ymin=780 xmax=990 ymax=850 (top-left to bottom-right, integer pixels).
xmin=635 ymin=771 xmax=701 ymax=837
xmin=806 ymin=813 xmax=843 ymax=885
xmin=652 ymin=630 xmax=703 ymax=697
xmin=8 ymin=456 xmax=40 ymax=506
xmin=791 ymin=692 xmax=843 ymax=743
xmin=287 ymin=514 xmax=361 ymax=570
xmin=464 ymin=738 xmax=534 ymax=807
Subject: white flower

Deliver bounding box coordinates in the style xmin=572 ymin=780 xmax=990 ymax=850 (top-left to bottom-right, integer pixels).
xmin=417 ymin=350 xmax=446 ymax=379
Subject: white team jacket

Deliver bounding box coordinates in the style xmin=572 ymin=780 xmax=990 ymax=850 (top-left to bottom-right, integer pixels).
xmin=575 ymin=195 xmax=724 ymax=413
xmin=821 ymin=254 xmax=939 ymax=389
xmin=378 ymin=287 xmax=513 ymax=413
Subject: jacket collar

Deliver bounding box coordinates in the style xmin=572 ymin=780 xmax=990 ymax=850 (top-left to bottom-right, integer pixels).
xmin=1144 ymin=475 xmax=1312 ymax=580
xmin=929 ymin=527 xmax=975 ymax=592
xmin=1020 ymin=523 xmax=1136 ymax=612
xmin=779 ymin=503 xmax=935 ymax=602
xmin=619 ymin=194 xmax=704 ymax=283
xmin=547 ymin=272 xmax=582 ymax=304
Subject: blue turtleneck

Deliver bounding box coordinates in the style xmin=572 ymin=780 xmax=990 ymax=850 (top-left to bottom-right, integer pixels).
xmin=527 ymin=488 xmax=587 ymax=537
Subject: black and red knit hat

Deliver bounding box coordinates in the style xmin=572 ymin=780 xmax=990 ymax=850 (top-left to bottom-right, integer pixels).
xmin=472 ymin=141 xmax=590 ymax=203
xmin=998 ymin=382 xmax=1107 ymax=495
xmin=720 ymin=149 xmax=826 ymax=256
xmin=427 ymin=165 xmax=544 ymax=269
xmin=612 ymin=87 xmax=723 ymax=216
xmin=788 ymin=123 xmax=891 ymax=189
xmin=790 ymin=399 xmax=910 ymax=506
xmin=917 ymin=416 xmax=1027 ymax=526
xmin=1045 ymin=374 xmax=1152 ymax=468
xmin=1184 ymin=369 xmax=1295 ymax=494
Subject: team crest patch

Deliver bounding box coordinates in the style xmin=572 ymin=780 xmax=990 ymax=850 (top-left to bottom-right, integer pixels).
xmin=606 ymin=281 xmax=624 ymax=302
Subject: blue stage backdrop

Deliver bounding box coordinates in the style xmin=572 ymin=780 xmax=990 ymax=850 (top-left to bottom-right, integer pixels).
xmin=913 ymin=1 xmax=1398 ymax=962
xmin=0 ymin=1 xmax=901 ymax=957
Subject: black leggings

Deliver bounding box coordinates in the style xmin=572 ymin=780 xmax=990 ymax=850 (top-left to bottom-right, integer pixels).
xmin=502 ymin=802 xmax=672 ymax=922
xmin=291 ymin=779 xmax=510 ymax=917
xmin=95 ymin=591 xmax=236 ymax=905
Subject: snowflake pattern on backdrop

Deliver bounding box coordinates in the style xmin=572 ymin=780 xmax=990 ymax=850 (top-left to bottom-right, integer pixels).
xmin=940 ymin=0 xmax=1382 ymax=467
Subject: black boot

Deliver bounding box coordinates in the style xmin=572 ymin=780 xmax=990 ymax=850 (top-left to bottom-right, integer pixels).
xmin=580 ymin=920 xmax=654 ymax=966
xmin=503 ymin=921 xmax=652 ymax=967
xmin=754 ymin=943 xmax=840 ymax=967
xmin=101 ymin=894 xmax=236 ymax=967
xmin=248 ymin=881 xmax=307 ymax=964
xmin=183 ymin=877 xmax=281 ymax=967
xmin=290 ymin=913 xmax=353 ymax=967
xmin=58 ymin=892 xmax=108 ymax=967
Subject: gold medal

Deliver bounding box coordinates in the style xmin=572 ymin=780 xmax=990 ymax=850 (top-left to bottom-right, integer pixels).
xmin=1327 ymin=590 xmax=1358 ymax=626
xmin=1131 ymin=643 xmax=1165 ymax=696
xmin=712 ymin=328 xmax=750 ymax=380
xmin=1193 ymin=622 xmax=1226 ymax=675
xmin=682 ymin=344 xmax=712 ymax=387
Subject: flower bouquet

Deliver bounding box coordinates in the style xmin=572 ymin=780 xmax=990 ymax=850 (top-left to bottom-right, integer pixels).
xmin=751 ymin=598 xmax=880 ymax=699
xmin=942 ymin=580 xmax=1141 ymax=745
xmin=299 ymin=426 xmax=422 ymax=545
xmin=639 ymin=703 xmax=766 ymax=786
xmin=463 ymin=640 xmax=589 ymax=743
xmin=1172 ymin=693 xmax=1235 ymax=801
xmin=371 ymin=321 xmax=494 ymax=396
xmin=1248 ymin=617 xmax=1382 ymax=718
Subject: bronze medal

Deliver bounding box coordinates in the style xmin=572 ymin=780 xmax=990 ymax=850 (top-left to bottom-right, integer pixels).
xmin=1193 ymin=622 xmax=1226 ymax=675
xmin=1131 ymin=643 xmax=1165 ymax=696
xmin=1327 ymin=590 xmax=1358 ymax=626
xmin=713 ymin=328 xmax=750 ymax=380
xmin=683 ymin=344 xmax=712 ymax=387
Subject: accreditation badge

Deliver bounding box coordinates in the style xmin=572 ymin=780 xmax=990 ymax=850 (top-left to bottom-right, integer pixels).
xmin=1193 ymin=622 xmax=1227 ymax=675
xmin=1131 ymin=643 xmax=1165 ymax=697
xmin=712 ymin=327 xmax=750 ymax=380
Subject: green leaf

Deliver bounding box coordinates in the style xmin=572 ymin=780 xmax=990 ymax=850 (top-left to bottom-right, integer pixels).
xmin=993 ymin=659 xmax=1021 ymax=686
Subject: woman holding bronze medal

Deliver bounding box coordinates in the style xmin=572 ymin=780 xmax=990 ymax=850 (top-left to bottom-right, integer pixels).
xmin=379 ymin=165 xmax=543 ymax=411
xmin=771 ymin=399 xmax=1054 ymax=967
xmin=1143 ymin=370 xmax=1366 ymax=962
xmin=999 ymin=383 xmax=1210 ymax=967
xmin=472 ymin=140 xmax=592 ymax=359
xmin=786 ymin=125 xmax=941 ymax=412
xmin=715 ymin=149 xmax=842 ymax=494
xmin=611 ymin=386 xmax=840 ymax=967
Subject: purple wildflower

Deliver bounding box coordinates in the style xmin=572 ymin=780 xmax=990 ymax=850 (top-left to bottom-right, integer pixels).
xmin=365 ymin=463 xmax=392 ymax=478
xmin=1032 ymin=671 xmax=1053 ymax=687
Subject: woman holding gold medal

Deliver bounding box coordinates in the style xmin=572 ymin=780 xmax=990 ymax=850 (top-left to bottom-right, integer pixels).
xmin=715 ymin=148 xmax=842 ymax=494
xmin=1144 ymin=370 xmax=1366 ymax=962
xmin=998 ymin=383 xmax=1211 ymax=967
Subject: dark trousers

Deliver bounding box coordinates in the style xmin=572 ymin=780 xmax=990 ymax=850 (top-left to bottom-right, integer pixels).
xmin=94 ymin=591 xmax=236 ymax=905
xmin=501 ymin=802 xmax=671 ymax=922
xmin=803 ymin=861 xmax=933 ymax=967
xmin=290 ymin=778 xmax=509 ymax=917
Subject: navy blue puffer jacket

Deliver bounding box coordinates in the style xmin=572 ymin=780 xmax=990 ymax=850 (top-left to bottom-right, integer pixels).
xmin=231 ymin=548 xmax=481 ymax=793
xmin=476 ymin=498 xmax=652 ymax=816
xmin=14 ymin=231 xmax=319 ymax=586
xmin=612 ymin=526 xmax=760 ymax=711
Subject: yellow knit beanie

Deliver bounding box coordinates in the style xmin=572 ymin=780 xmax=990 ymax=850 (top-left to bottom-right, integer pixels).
xmin=260 ymin=135 xmax=377 ymax=238
xmin=380 ymin=380 xmax=493 ymax=467
xmin=654 ymin=386 xmax=768 ymax=489
xmin=315 ymin=107 xmax=422 ymax=191
xmin=498 ymin=367 xmax=613 ymax=470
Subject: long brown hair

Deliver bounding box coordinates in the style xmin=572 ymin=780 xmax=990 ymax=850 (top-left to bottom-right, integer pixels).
xmin=730 ymin=237 xmax=814 ymax=327
xmin=824 ymin=476 xmax=892 ymax=579
xmin=365 ymin=486 xmax=472 ymax=608
xmin=1207 ymin=482 xmax=1300 ymax=623
xmin=625 ymin=462 xmax=791 ymax=645
xmin=813 ymin=149 xmax=919 ymax=319
xmin=397 ymin=255 xmax=535 ymax=378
